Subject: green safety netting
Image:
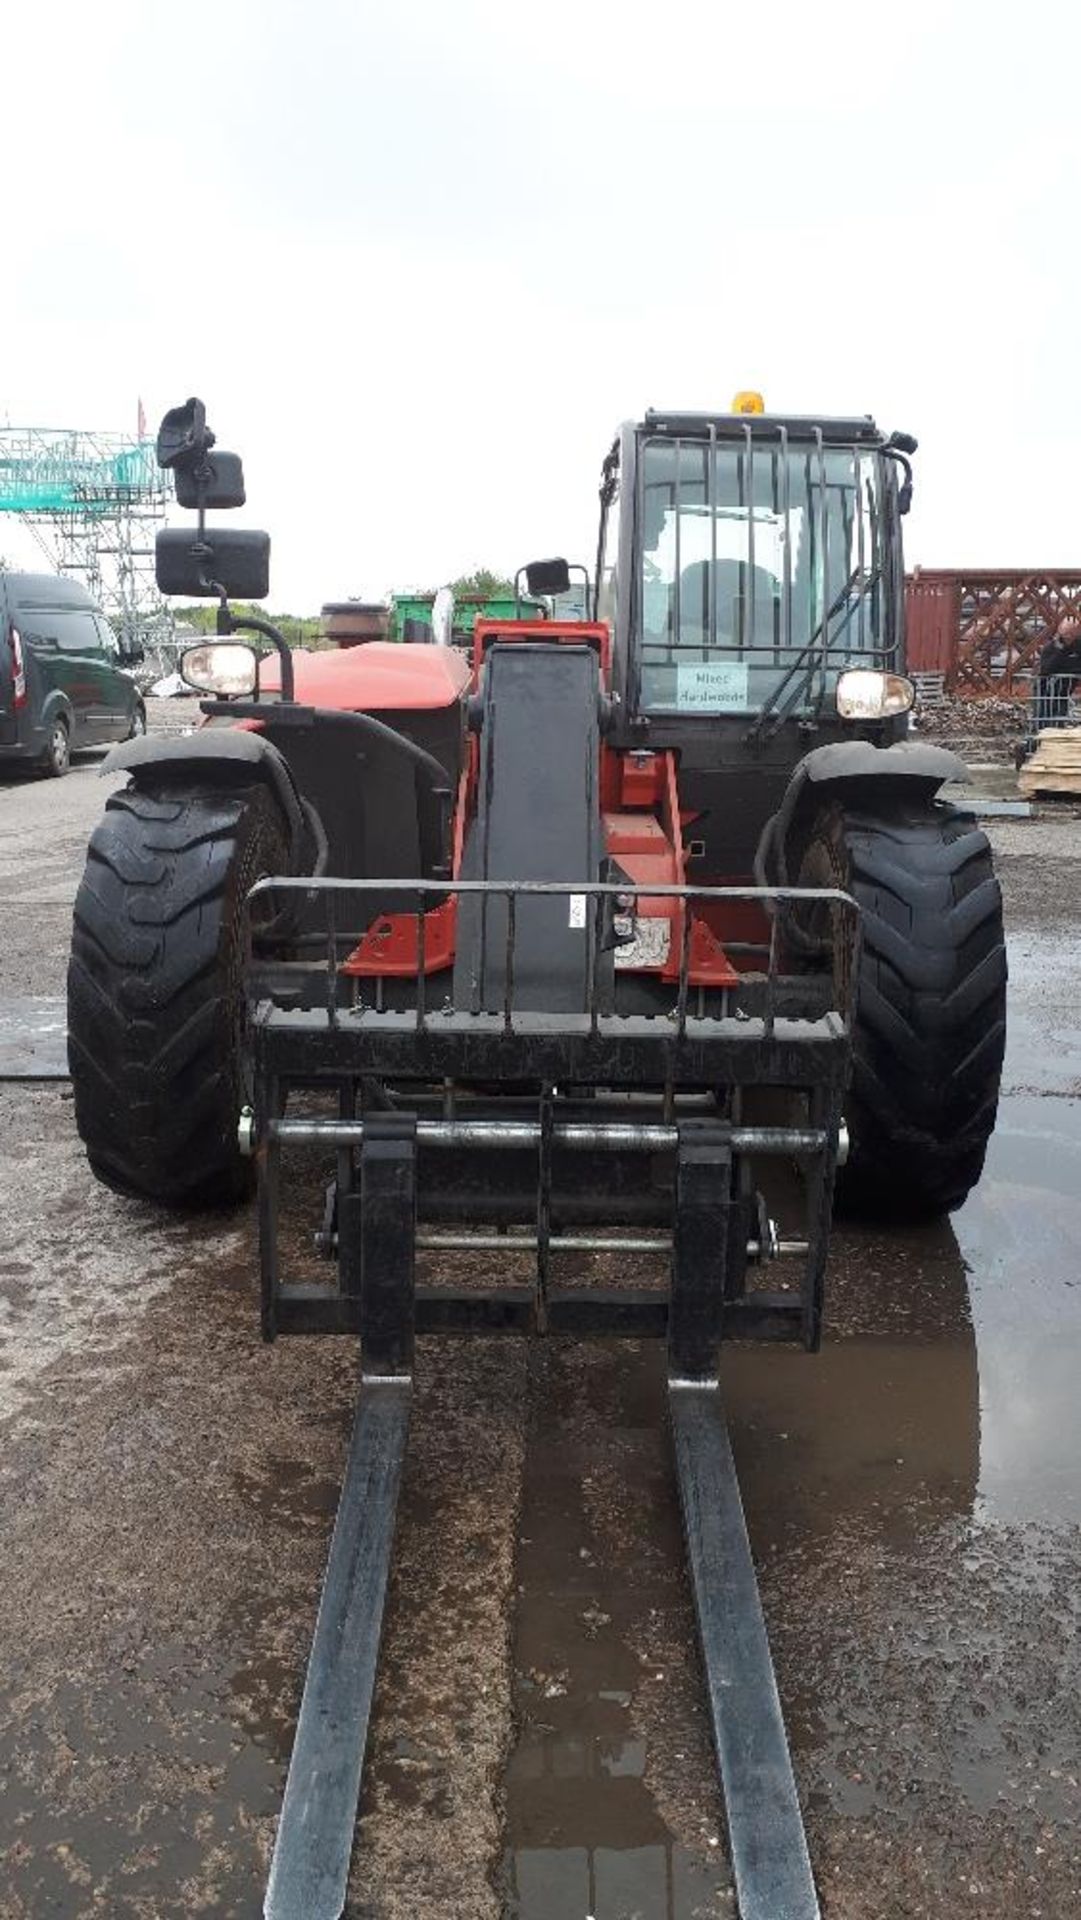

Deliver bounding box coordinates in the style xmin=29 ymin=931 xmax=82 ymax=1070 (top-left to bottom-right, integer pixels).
xmin=0 ymin=438 xmax=161 ymax=513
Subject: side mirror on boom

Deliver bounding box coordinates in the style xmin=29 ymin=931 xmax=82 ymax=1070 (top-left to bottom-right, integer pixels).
xmin=155 ymin=526 xmax=271 ymax=600
xmin=157 ymin=398 xmax=247 ymax=509
xmin=153 ymin=393 xmax=292 ymax=696
xmin=154 ymin=395 xmax=269 ymax=599
xmin=174 ymin=450 xmax=246 ymax=511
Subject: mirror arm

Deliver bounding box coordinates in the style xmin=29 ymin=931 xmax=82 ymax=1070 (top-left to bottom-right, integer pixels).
xmin=206 ymin=593 xmax=295 ymax=704
xmin=883 ymin=446 xmax=914 ymax=515
xmin=229 ymin=613 xmax=296 ymax=703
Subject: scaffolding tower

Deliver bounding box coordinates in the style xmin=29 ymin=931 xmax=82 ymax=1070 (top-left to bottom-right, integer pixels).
xmin=0 ymin=426 xmax=174 ymax=657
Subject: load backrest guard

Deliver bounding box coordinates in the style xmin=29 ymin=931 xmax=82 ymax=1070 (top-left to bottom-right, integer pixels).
xmin=454 ymin=642 xmax=604 ymax=1014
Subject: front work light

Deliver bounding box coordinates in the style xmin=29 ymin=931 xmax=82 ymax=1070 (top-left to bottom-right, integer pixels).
xmin=836 ymin=669 xmax=915 ymax=720
xmin=181 ymin=641 xmax=259 ymax=697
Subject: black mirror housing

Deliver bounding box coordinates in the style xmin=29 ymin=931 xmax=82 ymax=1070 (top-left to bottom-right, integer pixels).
xmin=524 ymin=556 xmax=572 ymax=597
xmin=122 ymin=640 xmax=146 ymax=666
xmin=174 ymin=450 xmax=246 ymax=511
xmin=157 ymin=397 xmax=215 ymax=473
xmin=156 ymin=527 xmax=271 ymax=599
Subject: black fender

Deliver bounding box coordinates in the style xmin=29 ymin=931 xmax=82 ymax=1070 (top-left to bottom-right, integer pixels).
xmin=755 ymin=739 xmax=970 ymax=886
xmin=101 ymin=727 xmax=307 ymax=856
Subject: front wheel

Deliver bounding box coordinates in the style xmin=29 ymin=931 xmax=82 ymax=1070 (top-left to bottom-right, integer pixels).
xmin=68 ymin=779 xmax=289 ymax=1207
xmin=798 ymin=799 xmax=1007 ymax=1218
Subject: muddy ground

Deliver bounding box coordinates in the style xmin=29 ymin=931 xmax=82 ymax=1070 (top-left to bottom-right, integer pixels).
xmin=1 ymin=741 xmax=1080 ymax=1917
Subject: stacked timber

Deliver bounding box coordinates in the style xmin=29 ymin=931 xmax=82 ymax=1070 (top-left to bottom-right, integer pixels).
xmin=1018 ymin=727 xmax=1081 ymax=796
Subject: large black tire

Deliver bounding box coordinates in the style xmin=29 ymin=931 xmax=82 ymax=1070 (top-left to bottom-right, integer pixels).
xmin=798 ymin=799 xmax=1007 ymax=1218
xmin=67 ymin=780 xmax=289 ymax=1207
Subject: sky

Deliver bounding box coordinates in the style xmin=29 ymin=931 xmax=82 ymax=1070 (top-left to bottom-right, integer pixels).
xmin=2 ymin=0 xmax=1079 ymax=612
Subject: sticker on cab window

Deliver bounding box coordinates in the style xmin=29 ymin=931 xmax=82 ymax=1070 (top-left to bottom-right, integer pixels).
xmin=675 ymin=661 xmax=750 ymax=710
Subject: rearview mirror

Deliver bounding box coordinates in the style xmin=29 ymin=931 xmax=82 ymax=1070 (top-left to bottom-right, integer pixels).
xmin=156 ymin=527 xmax=271 ymax=599
xmin=174 ymin=450 xmax=246 ymax=511
xmin=181 ymin=641 xmax=259 ymax=696
xmin=524 ymin=556 xmax=571 ymax=597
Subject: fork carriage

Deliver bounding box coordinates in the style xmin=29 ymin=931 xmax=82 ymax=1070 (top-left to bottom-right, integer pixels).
xmin=248 ymin=876 xmax=857 ymax=1355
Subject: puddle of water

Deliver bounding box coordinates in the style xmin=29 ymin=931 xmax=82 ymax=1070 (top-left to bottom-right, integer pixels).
xmin=952 ymin=916 xmax=1081 ymax=1525
xmin=999 ymin=932 xmax=1081 ymax=1099
xmin=723 ymin=1079 xmax=1081 ymax=1835
xmin=508 ymin=1845 xmax=731 ymax=1919
xmin=724 ymin=1325 xmax=980 ymax=1551
xmin=503 ymin=1344 xmax=731 ymax=1919
xmin=957 ymin=1092 xmax=1081 ymax=1526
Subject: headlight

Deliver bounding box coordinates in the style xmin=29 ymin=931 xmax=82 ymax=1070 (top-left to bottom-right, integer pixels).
xmin=181 ymin=641 xmax=259 ymax=696
xmin=836 ymin=669 xmax=914 ymax=720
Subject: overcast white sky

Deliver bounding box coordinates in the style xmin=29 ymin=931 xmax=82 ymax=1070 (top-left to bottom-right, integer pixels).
xmin=2 ymin=0 xmax=1078 ymax=611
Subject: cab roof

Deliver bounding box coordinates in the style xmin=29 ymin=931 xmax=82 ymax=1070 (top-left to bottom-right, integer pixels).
xmin=641 ymin=410 xmax=883 ymax=445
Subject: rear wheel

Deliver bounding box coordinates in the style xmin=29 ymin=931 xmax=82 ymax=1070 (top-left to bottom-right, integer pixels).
xmin=67 ymin=780 xmax=289 ymax=1207
xmin=39 ymin=715 xmax=70 ymax=778
xmin=798 ymin=799 xmax=1007 ymax=1218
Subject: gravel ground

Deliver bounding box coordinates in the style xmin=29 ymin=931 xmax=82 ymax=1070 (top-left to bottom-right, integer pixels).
xmin=1 ymin=738 xmax=1080 ymax=1917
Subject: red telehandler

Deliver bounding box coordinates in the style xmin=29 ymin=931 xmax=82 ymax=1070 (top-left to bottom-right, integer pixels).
xmin=67 ymin=395 xmax=1006 ymax=1917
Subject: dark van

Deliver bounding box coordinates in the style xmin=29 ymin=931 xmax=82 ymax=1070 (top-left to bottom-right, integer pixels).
xmin=0 ymin=573 xmax=146 ymax=776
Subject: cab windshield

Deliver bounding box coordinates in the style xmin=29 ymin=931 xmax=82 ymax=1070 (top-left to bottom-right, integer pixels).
xmin=637 ymin=435 xmax=888 ymax=715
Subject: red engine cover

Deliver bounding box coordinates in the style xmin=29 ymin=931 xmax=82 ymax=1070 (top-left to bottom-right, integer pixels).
xmin=258 ymin=641 xmax=471 ymax=712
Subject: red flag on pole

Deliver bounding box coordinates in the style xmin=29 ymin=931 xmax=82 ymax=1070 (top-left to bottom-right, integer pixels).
xmin=137 ymin=397 xmax=147 ymax=441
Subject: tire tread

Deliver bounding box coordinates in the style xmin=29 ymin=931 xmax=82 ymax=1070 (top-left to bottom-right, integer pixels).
xmin=67 ymin=780 xmax=286 ymax=1207
xmin=806 ymin=801 xmax=1007 ymax=1217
